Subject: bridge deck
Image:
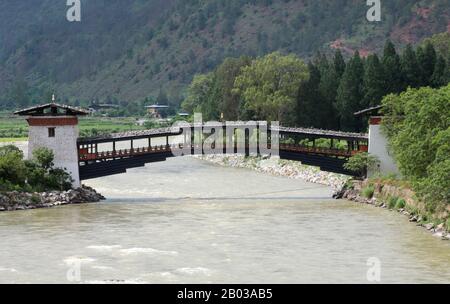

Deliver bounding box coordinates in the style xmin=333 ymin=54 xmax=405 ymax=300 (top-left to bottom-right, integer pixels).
xmin=78 ymin=125 xmax=367 ymax=180
xmin=79 ymin=144 xmax=355 ymax=162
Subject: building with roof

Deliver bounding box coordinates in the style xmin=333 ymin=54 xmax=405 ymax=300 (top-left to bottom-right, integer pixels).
xmin=15 ymin=97 xmax=89 ymax=188
xmin=355 ymin=105 xmax=399 ymax=177
xmin=145 ymin=104 xmax=169 ymax=118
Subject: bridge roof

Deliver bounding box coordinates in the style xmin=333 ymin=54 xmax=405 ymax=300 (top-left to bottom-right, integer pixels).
xmin=276 ymin=126 xmax=368 ymax=141
xmin=354 ymin=105 xmax=384 ymax=116
xmin=78 ymin=124 xmax=367 ymax=144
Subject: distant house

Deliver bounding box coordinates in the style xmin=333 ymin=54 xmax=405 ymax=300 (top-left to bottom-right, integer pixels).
xmin=177 ymin=112 xmax=190 ymax=117
xmin=146 ymin=104 xmax=169 ymax=118
xmin=88 ymin=103 xmax=120 ymax=113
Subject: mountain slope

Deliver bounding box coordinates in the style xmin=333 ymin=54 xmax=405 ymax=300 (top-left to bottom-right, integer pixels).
xmin=0 ymin=0 xmax=448 ymax=107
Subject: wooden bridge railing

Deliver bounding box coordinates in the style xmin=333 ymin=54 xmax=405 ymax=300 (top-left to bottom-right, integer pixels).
xmin=79 ymin=143 xmax=361 ymax=161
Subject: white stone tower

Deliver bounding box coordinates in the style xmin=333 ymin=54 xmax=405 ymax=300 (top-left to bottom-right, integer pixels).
xmin=355 ymin=105 xmax=399 ymax=178
xmin=15 ymin=97 xmax=89 ymax=188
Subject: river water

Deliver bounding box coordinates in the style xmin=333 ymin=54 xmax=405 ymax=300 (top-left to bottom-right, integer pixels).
xmin=0 ymin=154 xmax=449 ymax=284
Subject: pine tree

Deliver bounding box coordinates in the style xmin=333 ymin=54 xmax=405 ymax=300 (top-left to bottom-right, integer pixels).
xmin=297 ymin=62 xmax=322 ymax=128
xmin=333 ymin=50 xmax=346 ymax=79
xmin=431 ymin=55 xmax=448 ymax=88
xmin=318 ymin=59 xmax=340 ymax=130
xmin=418 ymin=42 xmax=437 ymax=86
xmin=336 ymin=51 xmax=365 ymax=132
xmin=401 ymin=44 xmax=421 ymax=88
xmin=363 ymin=54 xmax=386 ymax=107
xmin=382 ymin=40 xmax=403 ymax=93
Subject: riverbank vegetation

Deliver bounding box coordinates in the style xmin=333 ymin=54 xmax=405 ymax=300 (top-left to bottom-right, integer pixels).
xmin=182 ymin=40 xmax=449 ymax=132
xmin=381 ymin=84 xmax=450 ymax=214
xmin=338 ymin=84 xmax=449 ymax=233
xmin=0 ymin=145 xmax=72 ymax=192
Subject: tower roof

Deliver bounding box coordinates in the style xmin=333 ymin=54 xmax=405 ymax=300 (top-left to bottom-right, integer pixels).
xmin=14 ymin=103 xmax=89 ymax=116
xmin=354 ymin=105 xmax=384 ymax=117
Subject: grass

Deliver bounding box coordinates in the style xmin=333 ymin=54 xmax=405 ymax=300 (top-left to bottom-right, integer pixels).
xmin=395 ymin=198 xmax=406 ymax=209
xmin=361 ymin=185 xmax=375 ymax=198
xmin=0 ymin=137 xmax=28 ymax=143
xmin=387 ymin=196 xmax=398 ymax=209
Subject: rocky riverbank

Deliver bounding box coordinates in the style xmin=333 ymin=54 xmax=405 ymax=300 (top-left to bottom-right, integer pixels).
xmin=197 ymin=155 xmax=350 ymax=191
xmin=0 ymin=186 xmax=105 ymax=212
xmin=335 ymin=180 xmax=450 ymax=241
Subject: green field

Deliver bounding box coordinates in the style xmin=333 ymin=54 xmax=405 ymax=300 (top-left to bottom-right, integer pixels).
xmin=0 ymin=113 xmax=146 ymax=140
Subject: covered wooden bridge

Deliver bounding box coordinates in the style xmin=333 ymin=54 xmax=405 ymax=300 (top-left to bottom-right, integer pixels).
xmin=77 ymin=124 xmax=368 ymax=180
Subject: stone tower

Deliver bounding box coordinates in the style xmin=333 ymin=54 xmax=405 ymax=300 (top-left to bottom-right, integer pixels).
xmin=15 ymin=97 xmax=89 ymax=188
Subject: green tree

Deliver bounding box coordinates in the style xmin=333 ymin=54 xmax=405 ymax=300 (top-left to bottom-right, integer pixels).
xmin=234 ymin=52 xmax=309 ymax=124
xmin=181 ymin=73 xmax=219 ymax=121
xmin=333 ymin=50 xmax=346 ymax=79
xmin=344 ymin=152 xmax=380 ymax=178
xmin=418 ymin=42 xmax=437 ymax=86
xmin=33 ymin=147 xmax=55 ymax=170
xmin=401 ymin=44 xmax=421 ymax=88
xmin=431 ymin=55 xmax=448 ymax=88
xmin=0 ymin=145 xmax=27 ymax=189
xmin=318 ymin=60 xmax=340 ymax=130
xmin=382 ymin=40 xmax=403 ymax=93
xmin=297 ymin=61 xmax=324 ymax=128
xmin=181 ymin=74 xmax=214 ymax=114
xmin=336 ymin=51 xmax=364 ymax=131
xmin=382 ymin=84 xmax=450 ymax=208
xmin=214 ymin=56 xmax=251 ymax=120
xmin=363 ymin=54 xmax=386 ymax=107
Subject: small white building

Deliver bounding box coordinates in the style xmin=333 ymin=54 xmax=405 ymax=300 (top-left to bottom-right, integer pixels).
xmin=15 ymin=101 xmax=89 ymax=188
xmin=355 ymin=106 xmax=400 ymax=177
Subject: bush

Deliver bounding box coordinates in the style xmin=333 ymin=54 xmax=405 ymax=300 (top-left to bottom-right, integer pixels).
xmin=344 ymin=152 xmax=380 ymax=177
xmin=33 ymin=147 xmax=54 ymax=170
xmin=0 ymin=146 xmax=73 ymax=193
xmin=0 ymin=145 xmax=27 ymax=188
xmin=362 ymin=185 xmax=375 ymax=198
xmin=382 ymin=85 xmax=450 ymax=208
xmin=395 ymin=198 xmax=406 ymax=209
xmin=388 ymin=196 xmax=398 ymax=209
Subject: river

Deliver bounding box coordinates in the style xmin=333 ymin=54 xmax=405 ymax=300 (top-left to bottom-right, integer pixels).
xmin=0 ymin=153 xmax=449 ymax=283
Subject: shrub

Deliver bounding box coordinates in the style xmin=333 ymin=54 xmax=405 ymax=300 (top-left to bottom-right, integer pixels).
xmin=344 ymin=152 xmax=380 ymax=178
xmin=395 ymin=198 xmax=406 ymax=209
xmin=0 ymin=146 xmax=73 ymax=193
xmin=382 ymin=85 xmax=450 ymax=208
xmin=33 ymin=147 xmax=54 ymax=170
xmin=362 ymin=185 xmax=375 ymax=198
xmin=0 ymin=145 xmax=27 ymax=188
xmin=388 ymin=196 xmax=398 ymax=209
xmin=31 ymin=194 xmax=41 ymax=204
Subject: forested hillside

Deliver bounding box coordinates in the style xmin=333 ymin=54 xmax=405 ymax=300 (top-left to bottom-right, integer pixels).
xmin=0 ymin=0 xmax=448 ymax=109
xmin=182 ymin=40 xmax=449 ymax=132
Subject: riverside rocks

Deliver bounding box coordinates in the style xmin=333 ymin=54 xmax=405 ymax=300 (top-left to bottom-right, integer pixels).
xmin=197 ymin=155 xmax=350 ymax=191
xmin=0 ymin=186 xmax=105 ymax=212
xmin=339 ymin=184 xmax=450 ymax=241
